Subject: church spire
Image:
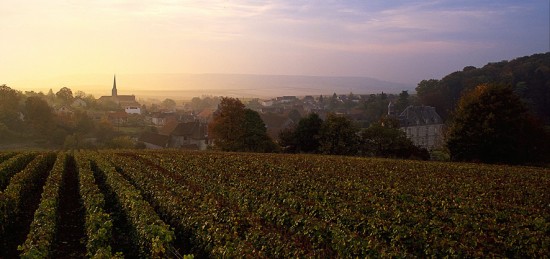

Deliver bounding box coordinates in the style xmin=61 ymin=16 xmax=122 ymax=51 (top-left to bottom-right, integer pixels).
xmin=112 ymin=74 xmax=118 ymax=97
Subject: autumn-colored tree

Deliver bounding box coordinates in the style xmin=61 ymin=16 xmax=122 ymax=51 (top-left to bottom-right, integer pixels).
xmin=209 ymin=97 xmax=246 ymax=151
xmin=209 ymin=97 xmax=275 ymax=152
xmin=447 ymin=84 xmax=548 ymax=164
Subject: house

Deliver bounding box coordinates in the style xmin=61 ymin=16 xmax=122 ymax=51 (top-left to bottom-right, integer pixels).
xmin=139 ymin=132 xmax=170 ymax=149
xmin=303 ymin=96 xmax=315 ymax=104
xmin=276 ymin=96 xmax=298 ymax=104
xmin=196 ymin=108 xmax=214 ymax=123
xmin=392 ymin=105 xmax=444 ymax=150
xmin=106 ymin=111 xmax=128 ymax=126
xmin=55 ymin=105 xmax=74 ymax=121
xmin=71 ymin=98 xmax=87 ymax=108
xmin=260 ymin=113 xmax=295 ymax=141
xmin=169 ymin=121 xmax=208 ymax=150
xmin=146 ymin=120 xmax=208 ymax=150
xmin=55 ymin=105 xmax=73 ymax=116
xmin=158 ymin=119 xmax=180 ymax=136
xmin=260 ymin=99 xmax=274 ymax=107
xmin=124 ymin=106 xmax=141 ymax=114
xmin=151 ymin=112 xmax=177 ymax=126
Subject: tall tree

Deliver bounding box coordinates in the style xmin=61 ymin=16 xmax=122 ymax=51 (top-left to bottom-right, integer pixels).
xmin=56 ymin=87 xmax=74 ymax=104
xmin=209 ymin=97 xmax=276 ymax=152
xmin=279 ymin=113 xmax=323 ymax=153
xmin=319 ymin=113 xmax=359 ymax=155
xmin=24 ymin=96 xmax=55 ymax=137
xmin=295 ymin=113 xmax=323 ymax=153
xmin=447 ymin=84 xmax=548 ymax=164
xmin=209 ymin=97 xmax=246 ymax=151
xmin=0 ymin=84 xmax=23 ymax=131
xmin=162 ymin=98 xmax=177 ymax=110
xmin=242 ymin=109 xmax=277 ymax=152
xmin=395 ymin=90 xmax=410 ymax=112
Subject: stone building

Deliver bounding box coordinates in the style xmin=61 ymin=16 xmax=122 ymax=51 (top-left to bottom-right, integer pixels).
xmin=389 ymin=103 xmax=444 ymax=150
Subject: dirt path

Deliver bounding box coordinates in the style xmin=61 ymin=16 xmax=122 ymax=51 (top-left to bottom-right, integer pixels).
xmin=51 ymin=155 xmax=86 ymax=258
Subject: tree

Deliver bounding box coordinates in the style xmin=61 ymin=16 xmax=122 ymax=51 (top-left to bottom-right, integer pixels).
xmin=329 ymin=93 xmax=339 ymax=110
xmin=242 ymin=109 xmax=277 ymax=152
xmin=56 ymin=87 xmax=74 ymax=104
xmin=395 ymin=90 xmax=410 ymax=112
xmin=46 ymin=88 xmax=56 ymax=104
xmin=0 ymin=85 xmax=24 ymax=132
xmin=24 ymin=96 xmax=55 ymax=137
xmin=360 ymin=118 xmax=429 ymax=159
xmin=446 ymin=84 xmax=548 ymax=164
xmin=209 ymin=97 xmax=276 ymax=152
xmin=162 ymin=98 xmax=176 ymax=110
xmin=209 ymin=97 xmax=246 ymax=151
xmin=74 ymin=110 xmax=95 ymax=135
xmin=318 ymin=113 xmax=359 ymax=155
xmin=415 ymin=79 xmax=440 ymax=97
xmin=96 ymin=119 xmax=116 ymax=143
xmin=108 ymin=136 xmax=136 ymax=149
xmin=278 ymin=127 xmax=298 ymax=153
xmin=295 ymin=113 xmax=323 ymax=153
xmin=279 ymin=113 xmax=323 ymax=153
xmin=363 ymin=93 xmax=391 ymax=125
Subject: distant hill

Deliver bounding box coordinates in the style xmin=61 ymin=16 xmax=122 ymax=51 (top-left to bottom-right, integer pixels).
xmin=120 ymin=73 xmax=414 ymax=99
xmin=24 ymin=73 xmax=413 ymax=99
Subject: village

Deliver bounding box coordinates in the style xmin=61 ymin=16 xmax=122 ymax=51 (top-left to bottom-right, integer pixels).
xmin=29 ymin=76 xmax=443 ymax=152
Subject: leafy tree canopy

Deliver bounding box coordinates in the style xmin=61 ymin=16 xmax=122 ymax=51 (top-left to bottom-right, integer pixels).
xmin=447 ymin=84 xmax=549 ymax=164
xmin=162 ymin=98 xmax=177 ymax=110
xmin=319 ymin=113 xmax=359 ymax=155
xmin=209 ymin=97 xmax=275 ymax=152
xmin=361 ymin=117 xmax=429 ymax=159
xmin=279 ymin=113 xmax=323 ymax=153
xmin=56 ymin=87 xmax=74 ymax=104
xmin=416 ymin=52 xmax=550 ymax=123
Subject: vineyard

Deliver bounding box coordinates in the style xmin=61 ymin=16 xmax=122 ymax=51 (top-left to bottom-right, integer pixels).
xmin=0 ymin=150 xmax=548 ymax=258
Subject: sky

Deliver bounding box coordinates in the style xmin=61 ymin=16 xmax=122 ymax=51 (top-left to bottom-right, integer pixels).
xmin=1 ymin=0 xmax=549 ymax=95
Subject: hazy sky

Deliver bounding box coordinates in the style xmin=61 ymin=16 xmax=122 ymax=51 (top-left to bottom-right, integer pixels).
xmin=1 ymin=0 xmax=548 ymax=92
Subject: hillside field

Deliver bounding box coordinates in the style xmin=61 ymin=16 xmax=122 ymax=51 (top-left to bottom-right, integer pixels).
xmin=0 ymin=150 xmax=548 ymax=258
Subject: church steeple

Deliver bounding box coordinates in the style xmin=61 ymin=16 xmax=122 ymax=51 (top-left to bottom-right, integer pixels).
xmin=112 ymin=74 xmax=118 ymax=97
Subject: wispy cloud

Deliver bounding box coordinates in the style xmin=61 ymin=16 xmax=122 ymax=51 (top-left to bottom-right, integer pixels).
xmin=0 ymin=0 xmax=547 ymax=85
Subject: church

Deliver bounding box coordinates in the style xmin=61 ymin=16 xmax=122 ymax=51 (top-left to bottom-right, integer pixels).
xmin=99 ymin=75 xmax=141 ymax=114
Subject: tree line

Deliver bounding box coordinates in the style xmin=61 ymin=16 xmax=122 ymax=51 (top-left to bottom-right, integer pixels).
xmin=0 ymin=85 xmax=138 ymax=149
xmin=416 ymin=52 xmax=550 ymax=123
xmin=419 ymin=52 xmax=550 ymax=165
xmin=208 ymin=97 xmax=429 ymax=159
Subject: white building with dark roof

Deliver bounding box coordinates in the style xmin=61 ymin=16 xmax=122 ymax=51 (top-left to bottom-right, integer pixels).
xmin=392 ymin=105 xmax=444 ymax=150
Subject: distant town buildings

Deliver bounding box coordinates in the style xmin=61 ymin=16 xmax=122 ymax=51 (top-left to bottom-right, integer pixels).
xmin=99 ymin=75 xmax=141 ymax=114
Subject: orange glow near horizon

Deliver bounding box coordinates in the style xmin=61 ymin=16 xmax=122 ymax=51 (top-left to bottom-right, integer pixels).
xmin=1 ymin=1 xmax=548 ymax=95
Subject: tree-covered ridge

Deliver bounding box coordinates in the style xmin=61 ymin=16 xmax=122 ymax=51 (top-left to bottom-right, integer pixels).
xmin=416 ymin=52 xmax=550 ymax=122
